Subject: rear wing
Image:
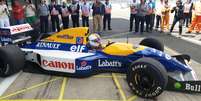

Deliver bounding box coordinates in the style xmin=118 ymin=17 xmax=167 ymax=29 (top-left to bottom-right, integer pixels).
xmin=0 ymin=24 xmax=33 ymax=46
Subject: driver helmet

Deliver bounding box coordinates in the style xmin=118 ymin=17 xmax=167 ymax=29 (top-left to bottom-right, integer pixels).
xmin=88 ymin=33 xmax=101 ymax=48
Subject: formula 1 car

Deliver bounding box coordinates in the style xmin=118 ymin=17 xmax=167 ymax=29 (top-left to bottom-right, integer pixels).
xmin=0 ymin=26 xmax=201 ymax=99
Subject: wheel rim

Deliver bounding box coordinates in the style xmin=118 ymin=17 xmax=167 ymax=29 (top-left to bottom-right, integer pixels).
xmin=134 ymin=71 xmax=155 ymax=91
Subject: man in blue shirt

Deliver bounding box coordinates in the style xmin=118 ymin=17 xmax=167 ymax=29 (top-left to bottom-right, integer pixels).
xmin=145 ymin=0 xmax=155 ymax=32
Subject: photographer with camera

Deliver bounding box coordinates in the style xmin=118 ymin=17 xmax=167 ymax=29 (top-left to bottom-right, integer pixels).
xmin=170 ymin=0 xmax=184 ymax=35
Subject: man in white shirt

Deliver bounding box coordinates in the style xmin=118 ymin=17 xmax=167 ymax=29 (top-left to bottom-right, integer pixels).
xmin=81 ymin=0 xmax=90 ymax=27
xmin=183 ymin=0 xmax=193 ymax=27
xmin=129 ymin=0 xmax=137 ymax=32
xmin=0 ymin=0 xmax=10 ymax=28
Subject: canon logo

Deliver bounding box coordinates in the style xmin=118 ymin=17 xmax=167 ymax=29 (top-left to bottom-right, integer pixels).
xmin=42 ymin=60 xmax=75 ymax=70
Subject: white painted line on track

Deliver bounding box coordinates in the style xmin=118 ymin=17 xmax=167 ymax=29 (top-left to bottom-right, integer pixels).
xmin=0 ymin=72 xmax=21 ymax=96
xmin=181 ymin=37 xmax=201 ymax=46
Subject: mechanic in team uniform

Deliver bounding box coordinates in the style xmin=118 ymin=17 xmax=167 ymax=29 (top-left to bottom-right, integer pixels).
xmin=170 ymin=0 xmax=184 ymax=35
xmin=69 ymin=0 xmax=80 ymax=27
xmin=87 ymin=33 xmax=103 ymax=51
xmin=103 ymin=0 xmax=112 ymax=31
xmin=49 ymin=0 xmax=61 ymax=32
xmin=161 ymin=0 xmax=170 ymax=32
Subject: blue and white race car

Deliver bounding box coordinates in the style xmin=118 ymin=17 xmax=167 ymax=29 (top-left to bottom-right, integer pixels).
xmin=0 ymin=27 xmax=200 ymax=99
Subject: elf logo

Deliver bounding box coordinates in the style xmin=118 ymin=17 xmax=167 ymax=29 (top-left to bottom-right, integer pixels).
xmin=185 ymin=83 xmax=201 ymax=92
xmin=70 ymin=45 xmax=86 ymax=52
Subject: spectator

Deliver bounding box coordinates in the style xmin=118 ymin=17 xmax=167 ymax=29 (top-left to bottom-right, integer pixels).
xmin=92 ymin=0 xmax=105 ymax=33
xmin=145 ymin=0 xmax=155 ymax=32
xmin=61 ymin=1 xmax=70 ymax=29
xmin=187 ymin=0 xmax=201 ymax=33
xmin=38 ymin=0 xmax=49 ymax=33
xmin=103 ymin=0 xmax=112 ymax=31
xmin=183 ymin=0 xmax=193 ymax=27
xmin=129 ymin=0 xmax=137 ymax=32
xmin=170 ymin=0 xmax=184 ymax=35
xmin=24 ymin=0 xmax=37 ymax=24
xmin=155 ymin=0 xmax=163 ymax=30
xmin=161 ymin=0 xmax=170 ymax=32
xmin=49 ymin=0 xmax=61 ymax=32
xmin=81 ymin=0 xmax=90 ymax=27
xmin=69 ymin=0 xmax=80 ymax=27
xmin=135 ymin=0 xmax=148 ymax=33
xmin=0 ymin=0 xmax=10 ymax=28
xmin=12 ymin=0 xmax=25 ymax=25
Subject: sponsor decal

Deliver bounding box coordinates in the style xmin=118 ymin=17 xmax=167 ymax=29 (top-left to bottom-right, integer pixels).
xmin=0 ymin=37 xmax=12 ymax=42
xmin=185 ymin=83 xmax=201 ymax=92
xmin=0 ymin=29 xmax=10 ymax=35
xmin=77 ymin=61 xmax=92 ymax=70
xmin=57 ymin=34 xmax=73 ymax=39
xmin=98 ymin=60 xmax=122 ymax=67
xmin=165 ymin=54 xmax=171 ymax=60
xmin=174 ymin=82 xmax=182 ymax=89
xmin=36 ymin=42 xmax=61 ymax=49
xmin=76 ymin=37 xmax=84 ymax=44
xmin=70 ymin=45 xmax=86 ymax=52
xmin=9 ymin=24 xmax=33 ymax=34
xmin=144 ymin=87 xmax=162 ymax=97
xmin=41 ymin=59 xmax=75 ymax=73
xmin=132 ymin=64 xmax=147 ymax=71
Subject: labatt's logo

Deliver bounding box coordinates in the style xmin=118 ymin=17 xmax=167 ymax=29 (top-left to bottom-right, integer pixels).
xmin=98 ymin=60 xmax=122 ymax=67
xmin=77 ymin=61 xmax=92 ymax=70
xmin=36 ymin=42 xmax=61 ymax=49
xmin=185 ymin=83 xmax=201 ymax=92
xmin=42 ymin=59 xmax=75 ymax=73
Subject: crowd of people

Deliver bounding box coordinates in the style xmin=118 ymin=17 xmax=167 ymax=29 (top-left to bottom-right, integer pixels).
xmin=0 ymin=0 xmax=112 ymax=34
xmin=0 ymin=0 xmax=201 ymax=35
xmin=129 ymin=0 xmax=201 ymax=35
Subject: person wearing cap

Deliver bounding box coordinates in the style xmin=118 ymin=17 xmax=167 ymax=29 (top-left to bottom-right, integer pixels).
xmin=49 ymin=0 xmax=61 ymax=32
xmin=103 ymin=0 xmax=112 ymax=31
xmin=69 ymin=0 xmax=80 ymax=27
xmin=129 ymin=0 xmax=137 ymax=32
xmin=61 ymin=1 xmax=70 ymax=29
xmin=170 ymin=0 xmax=184 ymax=35
xmin=81 ymin=0 xmax=90 ymax=27
xmin=0 ymin=0 xmax=10 ymax=28
xmin=38 ymin=0 xmax=49 ymax=33
xmin=187 ymin=0 xmax=201 ymax=33
xmin=92 ymin=0 xmax=105 ymax=33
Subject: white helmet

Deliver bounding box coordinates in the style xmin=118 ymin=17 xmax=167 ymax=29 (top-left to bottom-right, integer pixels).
xmin=88 ymin=33 xmax=101 ymax=48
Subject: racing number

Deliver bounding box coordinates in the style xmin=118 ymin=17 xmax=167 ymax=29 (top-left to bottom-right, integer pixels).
xmin=70 ymin=45 xmax=86 ymax=52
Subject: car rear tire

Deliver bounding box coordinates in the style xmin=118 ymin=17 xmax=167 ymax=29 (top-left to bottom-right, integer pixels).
xmin=140 ymin=38 xmax=164 ymax=51
xmin=127 ymin=58 xmax=168 ymax=98
xmin=0 ymin=45 xmax=25 ymax=77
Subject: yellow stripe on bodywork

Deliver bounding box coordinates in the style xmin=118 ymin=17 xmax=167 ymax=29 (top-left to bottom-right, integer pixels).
xmin=102 ymin=43 xmax=145 ymax=56
xmin=43 ymin=27 xmax=89 ymax=44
